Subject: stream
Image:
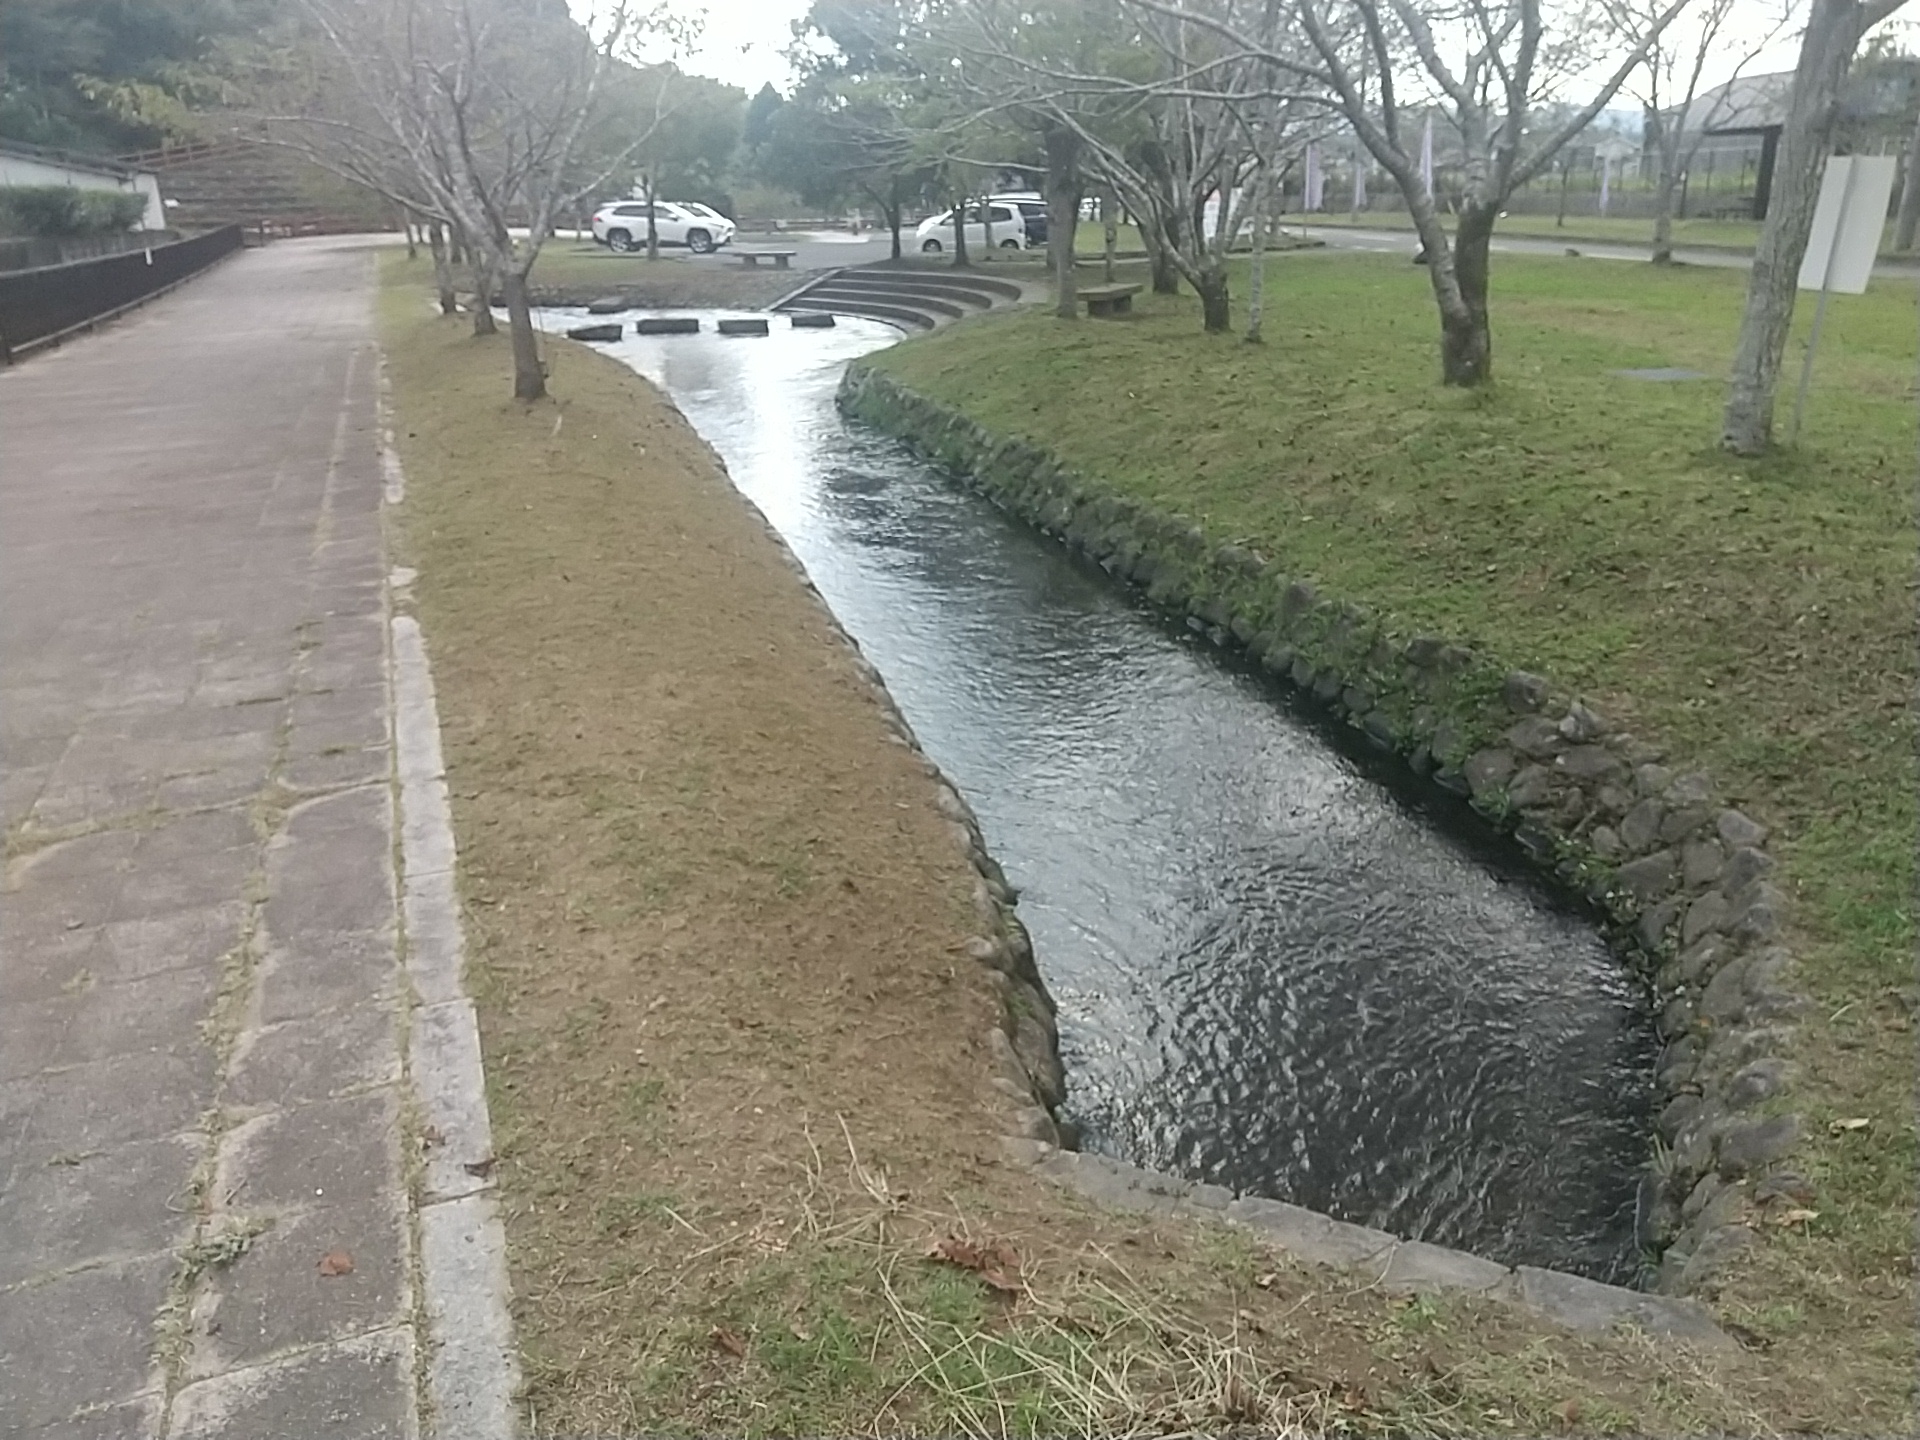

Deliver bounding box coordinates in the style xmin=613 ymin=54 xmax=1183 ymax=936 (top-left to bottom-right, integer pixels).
xmin=541 ymin=308 xmax=1658 ymax=1283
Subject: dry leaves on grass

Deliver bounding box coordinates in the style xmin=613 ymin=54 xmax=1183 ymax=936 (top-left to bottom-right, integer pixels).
xmin=926 ymin=1234 xmax=1023 ymax=1294
xmin=708 ymin=1326 xmax=748 ymax=1359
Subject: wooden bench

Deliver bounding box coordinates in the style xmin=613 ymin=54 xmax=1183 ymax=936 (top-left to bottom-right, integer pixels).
xmin=1079 ymin=282 xmax=1142 ymax=317
xmin=735 ymin=249 xmax=797 ymax=269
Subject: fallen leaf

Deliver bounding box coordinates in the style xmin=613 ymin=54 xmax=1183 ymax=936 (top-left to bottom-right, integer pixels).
xmin=420 ymin=1125 xmax=445 ymax=1149
xmin=1772 ymin=1208 xmax=1821 ymax=1226
xmin=708 ymin=1326 xmax=747 ymax=1358
xmin=1555 ymin=1398 xmax=1582 ymax=1428
xmin=1253 ymin=1271 xmax=1279 ymax=1290
xmin=463 ymin=1157 xmax=497 ymax=1178
xmin=926 ymin=1234 xmax=1023 ymax=1293
xmin=1829 ymin=1117 xmax=1872 ymax=1135
xmin=317 ymin=1249 xmax=354 ymax=1277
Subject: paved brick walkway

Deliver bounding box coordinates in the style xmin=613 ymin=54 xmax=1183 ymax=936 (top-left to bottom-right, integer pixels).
xmin=2 ymin=240 xmax=431 ymax=1437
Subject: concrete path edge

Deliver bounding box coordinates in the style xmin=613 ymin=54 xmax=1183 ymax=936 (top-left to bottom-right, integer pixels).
xmin=380 ymin=373 xmax=522 ymax=1440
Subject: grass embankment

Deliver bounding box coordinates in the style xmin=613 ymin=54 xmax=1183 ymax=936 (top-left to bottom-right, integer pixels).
xmin=379 ymin=251 xmax=1793 ymax=1436
xmin=866 ymin=249 xmax=1918 ymax=1430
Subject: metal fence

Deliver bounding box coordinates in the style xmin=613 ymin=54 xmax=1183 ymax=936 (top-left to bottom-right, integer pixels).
xmin=0 ymin=224 xmax=243 ymax=362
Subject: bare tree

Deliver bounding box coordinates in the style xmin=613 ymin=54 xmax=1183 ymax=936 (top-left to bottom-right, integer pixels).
xmin=1145 ymin=0 xmax=1694 ymax=382
xmin=1721 ymin=0 xmax=1910 ymax=454
xmin=953 ymin=0 xmax=1318 ymax=333
xmin=1609 ymin=0 xmax=1791 ymax=264
xmin=259 ymin=0 xmax=678 ymax=401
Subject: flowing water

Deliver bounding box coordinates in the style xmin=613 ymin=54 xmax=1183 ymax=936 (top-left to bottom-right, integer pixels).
xmin=544 ymin=309 xmax=1657 ymax=1283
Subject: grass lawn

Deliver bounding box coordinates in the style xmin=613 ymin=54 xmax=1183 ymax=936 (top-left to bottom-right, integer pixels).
xmin=378 ymin=251 xmax=1825 ymax=1436
xmin=866 ymin=249 xmax=1917 ymax=1426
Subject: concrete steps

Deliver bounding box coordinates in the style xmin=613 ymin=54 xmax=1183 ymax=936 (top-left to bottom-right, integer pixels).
xmin=770 ymin=263 xmax=1027 ymax=331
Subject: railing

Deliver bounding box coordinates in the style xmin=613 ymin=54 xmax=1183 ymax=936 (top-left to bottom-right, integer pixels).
xmin=0 ymin=224 xmax=243 ymax=363
xmin=0 ymin=228 xmax=179 ymax=274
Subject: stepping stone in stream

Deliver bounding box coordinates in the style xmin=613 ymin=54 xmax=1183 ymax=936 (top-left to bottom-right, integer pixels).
xmin=585 ymin=296 xmax=628 ymax=314
xmin=636 ymin=317 xmax=701 ymax=335
xmin=564 ymin=323 xmax=624 ymax=342
xmin=789 ymin=312 xmax=836 ymax=328
xmin=717 ymin=317 xmax=771 ymax=336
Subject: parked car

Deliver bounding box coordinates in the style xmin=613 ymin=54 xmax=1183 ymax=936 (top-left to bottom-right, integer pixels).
xmin=992 ymin=192 xmax=1049 ymax=245
xmin=914 ymin=200 xmax=1031 ymax=253
xmin=590 ymin=200 xmax=736 ymax=253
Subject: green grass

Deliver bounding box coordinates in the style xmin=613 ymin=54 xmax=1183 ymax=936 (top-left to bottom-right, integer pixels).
xmin=867 ymin=249 xmax=1917 ymax=1424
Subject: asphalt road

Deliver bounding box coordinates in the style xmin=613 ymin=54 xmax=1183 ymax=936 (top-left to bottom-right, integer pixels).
xmin=726 ymin=223 xmax=1920 ymax=281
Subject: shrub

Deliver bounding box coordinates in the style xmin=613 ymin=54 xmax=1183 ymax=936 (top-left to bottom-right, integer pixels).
xmin=0 ymin=186 xmax=149 ymax=238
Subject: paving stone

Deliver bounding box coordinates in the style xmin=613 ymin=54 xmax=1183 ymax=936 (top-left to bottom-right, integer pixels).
xmin=290 ymin=686 xmax=390 ymax=753
xmin=217 ymin=1090 xmax=403 ymax=1211
xmin=0 ymin=928 xmax=105 ymax=1007
xmin=36 ymin=965 xmax=221 ymax=1075
xmin=227 ymin=1005 xmax=402 ymax=1110
xmin=255 ymin=932 xmax=401 ymax=1026
xmin=21 ymin=1393 xmax=164 ymax=1440
xmin=0 ymin=1254 xmax=173 ymax=1429
xmin=20 ymin=1048 xmax=217 ymax=1156
xmin=0 ymin=1134 xmax=199 ymax=1286
xmin=191 ymin=1197 xmax=409 ymax=1373
xmin=263 ymin=789 xmax=396 ymax=941
xmin=97 ymin=903 xmax=248 ymax=987
xmin=168 ymin=1327 xmax=415 ymax=1440
xmin=282 ymin=745 xmax=392 ymax=794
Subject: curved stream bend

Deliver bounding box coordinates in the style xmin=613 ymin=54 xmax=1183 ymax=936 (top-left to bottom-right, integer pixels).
xmin=545 ymin=310 xmax=1658 ymax=1284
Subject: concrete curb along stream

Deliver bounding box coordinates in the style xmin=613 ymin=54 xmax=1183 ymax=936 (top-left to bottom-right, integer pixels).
xmin=379 ymin=381 xmax=522 ymax=1440
xmin=836 ymin=363 xmax=1810 ymax=1318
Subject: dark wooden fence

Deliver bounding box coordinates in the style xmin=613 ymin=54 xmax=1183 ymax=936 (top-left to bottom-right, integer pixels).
xmin=0 ymin=224 xmax=243 ymax=363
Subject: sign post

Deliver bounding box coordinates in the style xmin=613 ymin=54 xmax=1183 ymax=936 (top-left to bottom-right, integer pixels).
xmin=1788 ymin=154 xmax=1898 ymax=443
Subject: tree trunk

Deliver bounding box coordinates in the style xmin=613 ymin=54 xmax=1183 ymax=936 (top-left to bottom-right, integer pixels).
xmin=1044 ymin=123 xmax=1080 ymax=319
xmin=1146 ymin=212 xmax=1181 ymax=294
xmin=1722 ymin=0 xmax=1878 ymax=455
xmin=471 ymin=251 xmax=498 ymax=336
xmin=1432 ymin=205 xmax=1494 ymax=386
xmin=1102 ymin=188 xmax=1118 ymax=283
xmin=1195 ymin=265 xmax=1231 ymax=334
xmin=646 ymin=179 xmax=660 ymax=261
xmin=401 ymin=211 xmax=418 ymax=260
xmin=1245 ymin=164 xmax=1271 ymax=344
xmin=888 ymin=176 xmax=903 ymax=260
xmin=951 ymin=194 xmax=970 ymax=268
xmin=502 ymin=268 xmax=545 ymax=402
xmin=1650 ymin=159 xmax=1679 ymax=264
xmin=428 ymin=222 xmax=457 ymax=315
xmin=1894 ymin=104 xmax=1920 ymax=249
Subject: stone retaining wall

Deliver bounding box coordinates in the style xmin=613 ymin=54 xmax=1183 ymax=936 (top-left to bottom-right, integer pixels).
xmin=838 ymin=362 xmax=1808 ymax=1297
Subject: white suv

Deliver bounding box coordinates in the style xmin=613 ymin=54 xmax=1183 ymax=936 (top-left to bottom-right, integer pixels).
xmin=591 ymin=200 xmax=736 ymax=254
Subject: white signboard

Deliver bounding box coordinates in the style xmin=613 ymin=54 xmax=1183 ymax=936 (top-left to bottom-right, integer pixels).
xmin=1797 ymin=155 xmax=1898 ymax=295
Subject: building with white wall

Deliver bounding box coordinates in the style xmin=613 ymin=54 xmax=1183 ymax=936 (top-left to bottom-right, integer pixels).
xmin=0 ymin=141 xmax=166 ymax=230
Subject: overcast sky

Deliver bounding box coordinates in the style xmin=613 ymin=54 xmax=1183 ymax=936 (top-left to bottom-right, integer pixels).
xmin=577 ymin=2 xmax=1911 ymax=102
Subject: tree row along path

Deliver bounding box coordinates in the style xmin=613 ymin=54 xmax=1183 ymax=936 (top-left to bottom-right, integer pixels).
xmin=1 ymin=239 xmax=428 ymax=1436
